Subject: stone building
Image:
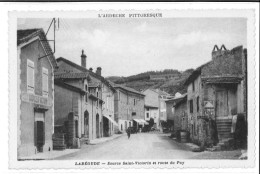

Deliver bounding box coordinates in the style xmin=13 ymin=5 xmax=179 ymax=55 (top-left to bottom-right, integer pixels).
xmin=54 ymin=73 xmax=90 ymax=148
xmin=165 ymin=93 xmax=188 ymax=134
xmin=184 ymin=45 xmax=247 ymax=148
xmin=113 ymin=84 xmax=146 ymax=132
xmin=55 ymin=51 xmax=116 ymax=142
xmin=17 ymin=29 xmax=57 ymax=158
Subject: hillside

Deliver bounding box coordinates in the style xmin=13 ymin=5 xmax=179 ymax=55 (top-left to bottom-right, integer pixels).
xmin=106 ymin=69 xmax=194 ymax=95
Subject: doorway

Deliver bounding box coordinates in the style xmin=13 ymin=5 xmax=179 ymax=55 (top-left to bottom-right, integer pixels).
xmin=84 ymin=111 xmax=89 ymax=138
xmin=216 ymin=90 xmax=228 ymax=118
xmin=96 ymin=114 xmax=99 ymax=138
xmin=34 ymin=112 xmax=45 ymax=153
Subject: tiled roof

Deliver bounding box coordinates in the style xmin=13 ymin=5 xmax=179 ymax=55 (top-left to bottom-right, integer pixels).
xmin=56 ymin=57 xmax=115 ymax=92
xmin=17 ymin=28 xmax=58 ymax=68
xmin=54 ymin=79 xmax=85 ymax=94
xmin=88 ymin=81 xmax=100 ymax=88
xmin=201 ymin=76 xmax=242 ymax=84
xmin=113 ymin=84 xmax=145 ymax=96
xmin=165 ymin=93 xmax=187 ymax=106
xmin=144 ymin=104 xmax=158 ymax=109
xmin=54 ymin=72 xmax=89 ymax=80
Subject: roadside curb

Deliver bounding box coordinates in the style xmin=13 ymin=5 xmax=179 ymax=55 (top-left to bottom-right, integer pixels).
xmin=89 ymin=133 xmax=126 ymax=145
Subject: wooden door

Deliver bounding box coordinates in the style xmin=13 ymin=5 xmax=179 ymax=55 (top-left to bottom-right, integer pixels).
xmin=216 ymin=90 xmax=228 ymax=117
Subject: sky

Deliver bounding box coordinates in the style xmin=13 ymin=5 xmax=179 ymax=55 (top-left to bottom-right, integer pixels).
xmin=18 ymin=18 xmax=247 ymax=77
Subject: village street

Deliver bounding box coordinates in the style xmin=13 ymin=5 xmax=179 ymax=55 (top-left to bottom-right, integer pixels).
xmin=55 ymin=132 xmax=241 ymax=160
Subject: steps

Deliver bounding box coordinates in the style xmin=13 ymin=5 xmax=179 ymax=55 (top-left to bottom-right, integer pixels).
xmin=53 ymin=133 xmax=66 ymax=150
xmin=215 ymin=119 xmax=234 ymax=150
xmin=216 ymin=119 xmax=233 ymax=140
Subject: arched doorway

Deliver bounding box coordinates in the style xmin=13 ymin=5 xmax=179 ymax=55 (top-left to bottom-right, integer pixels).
xmin=96 ymin=114 xmax=100 ymax=138
xmin=84 ymin=110 xmax=89 ymax=138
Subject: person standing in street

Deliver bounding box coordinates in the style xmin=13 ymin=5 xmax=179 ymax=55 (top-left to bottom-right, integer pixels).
xmin=127 ymin=127 xmax=131 ymax=139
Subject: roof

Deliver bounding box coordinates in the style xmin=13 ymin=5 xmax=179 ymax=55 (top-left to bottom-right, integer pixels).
xmin=165 ymin=93 xmax=187 ymax=103
xmin=113 ymin=84 xmax=145 ymax=96
xmin=201 ymin=76 xmax=243 ymax=84
xmin=184 ymin=62 xmax=210 ymax=86
xmin=56 ymin=57 xmax=115 ymax=92
xmin=17 ymin=28 xmax=58 ymax=68
xmin=54 ymin=72 xmax=90 ymax=80
xmin=144 ymin=104 xmax=158 ymax=109
xmin=54 ymin=79 xmax=85 ymax=94
xmin=88 ymin=81 xmax=100 ymax=88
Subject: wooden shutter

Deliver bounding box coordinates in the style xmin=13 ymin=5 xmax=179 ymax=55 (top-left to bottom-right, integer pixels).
xmin=42 ymin=68 xmax=48 ymax=97
xmin=27 ymin=59 xmax=34 ymax=93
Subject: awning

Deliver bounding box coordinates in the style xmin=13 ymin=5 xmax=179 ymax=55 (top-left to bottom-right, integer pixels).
xmin=103 ymin=115 xmax=118 ymax=127
xmin=133 ymin=119 xmax=149 ymax=125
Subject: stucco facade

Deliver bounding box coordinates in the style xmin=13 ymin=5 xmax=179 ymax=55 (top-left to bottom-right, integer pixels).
xmin=17 ymin=29 xmax=57 ymax=158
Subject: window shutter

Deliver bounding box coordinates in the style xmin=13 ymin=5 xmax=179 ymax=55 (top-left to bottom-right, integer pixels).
xmin=27 ymin=60 xmax=34 ymax=93
xmin=42 ymin=68 xmax=48 ymax=97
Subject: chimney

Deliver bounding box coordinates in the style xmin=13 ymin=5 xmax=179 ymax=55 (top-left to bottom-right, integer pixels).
xmin=212 ymin=44 xmax=227 ymax=60
xmin=81 ymin=50 xmax=87 ymax=68
xmin=89 ymin=67 xmax=93 ymax=72
xmin=96 ymin=67 xmax=102 ymax=76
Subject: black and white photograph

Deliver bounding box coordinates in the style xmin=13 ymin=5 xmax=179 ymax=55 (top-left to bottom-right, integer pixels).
xmin=6 ymin=3 xmax=259 ymax=171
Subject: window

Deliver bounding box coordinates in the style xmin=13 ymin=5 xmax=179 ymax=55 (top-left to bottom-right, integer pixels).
xmin=197 ymin=96 xmax=199 ymax=112
xmin=146 ymin=113 xmax=149 ymax=119
xmin=192 ymin=81 xmax=195 ymax=92
xmin=27 ymin=59 xmax=35 ymax=93
xmin=85 ymin=85 xmax=88 ymax=103
xmin=172 ymin=106 xmax=175 ymax=113
xmin=42 ymin=67 xmax=48 ymax=97
xmin=189 ymin=100 xmax=193 ymax=113
xmin=134 ymin=99 xmax=136 ymax=105
xmin=147 ymin=108 xmax=149 ymax=111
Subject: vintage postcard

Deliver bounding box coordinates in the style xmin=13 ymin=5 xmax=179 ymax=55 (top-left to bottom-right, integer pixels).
xmin=8 ymin=6 xmax=257 ymax=170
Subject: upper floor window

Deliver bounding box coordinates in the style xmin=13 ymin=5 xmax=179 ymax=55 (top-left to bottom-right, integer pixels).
xmin=27 ymin=59 xmax=34 ymax=94
xmin=192 ymin=81 xmax=195 ymax=92
xmin=197 ymin=96 xmax=200 ymax=112
xmin=147 ymin=108 xmax=149 ymax=111
xmin=134 ymin=99 xmax=136 ymax=106
xmin=42 ymin=67 xmax=48 ymax=97
xmin=85 ymin=85 xmax=88 ymax=103
xmin=189 ymin=99 xmax=193 ymax=113
xmin=172 ymin=106 xmax=175 ymax=113
xmin=146 ymin=113 xmax=149 ymax=119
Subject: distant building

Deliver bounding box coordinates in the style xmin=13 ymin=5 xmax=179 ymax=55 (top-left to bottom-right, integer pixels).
xmin=17 ymin=29 xmax=57 ymax=158
xmin=113 ymin=84 xmax=146 ymax=132
xmin=165 ymin=93 xmax=188 ymax=134
xmin=142 ymin=88 xmax=171 ymax=131
xmin=184 ymin=45 xmax=247 ymax=147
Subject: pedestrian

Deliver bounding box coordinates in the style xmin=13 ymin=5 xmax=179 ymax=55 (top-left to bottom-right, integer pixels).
xmin=127 ymin=127 xmax=131 ymax=139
